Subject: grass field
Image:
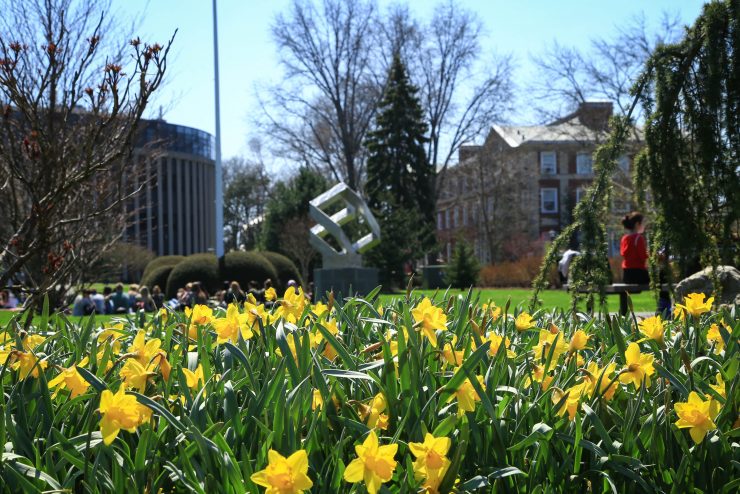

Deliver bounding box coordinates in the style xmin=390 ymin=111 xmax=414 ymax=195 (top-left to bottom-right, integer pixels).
xmin=0 ymin=289 xmax=658 ymax=327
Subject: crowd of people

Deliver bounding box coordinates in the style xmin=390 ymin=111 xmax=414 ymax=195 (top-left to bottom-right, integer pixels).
xmin=68 ymin=278 xmax=310 ymax=315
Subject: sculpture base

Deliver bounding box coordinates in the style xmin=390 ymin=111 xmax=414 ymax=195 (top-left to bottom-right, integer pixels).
xmin=313 ymin=267 xmax=379 ymax=301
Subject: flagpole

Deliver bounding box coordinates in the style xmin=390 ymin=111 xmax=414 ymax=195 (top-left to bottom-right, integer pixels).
xmin=212 ymin=0 xmax=224 ymax=258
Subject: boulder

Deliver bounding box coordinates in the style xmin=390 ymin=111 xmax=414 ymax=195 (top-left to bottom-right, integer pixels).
xmin=674 ymin=265 xmax=740 ymax=307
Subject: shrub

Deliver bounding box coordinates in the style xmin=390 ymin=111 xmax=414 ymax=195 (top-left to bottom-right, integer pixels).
xmin=444 ymin=240 xmax=480 ymax=288
xmin=259 ymin=251 xmax=302 ymax=289
xmin=141 ymin=255 xmax=184 ymax=283
xmin=221 ymin=251 xmax=278 ymax=291
xmin=479 ymin=256 xmax=558 ymax=287
xmin=84 ymin=242 xmax=156 ymax=283
xmin=165 ymin=253 xmax=220 ymax=297
xmin=140 ymin=265 xmax=174 ymax=295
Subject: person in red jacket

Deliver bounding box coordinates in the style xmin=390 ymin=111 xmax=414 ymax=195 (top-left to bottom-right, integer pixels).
xmin=620 ymin=212 xmax=650 ymax=284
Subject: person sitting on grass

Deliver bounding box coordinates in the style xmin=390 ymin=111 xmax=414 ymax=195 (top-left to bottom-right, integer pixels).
xmin=110 ymin=283 xmax=130 ymax=313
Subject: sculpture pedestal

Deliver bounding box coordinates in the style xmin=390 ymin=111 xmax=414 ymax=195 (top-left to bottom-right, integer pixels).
xmin=313 ymin=267 xmax=379 ymax=301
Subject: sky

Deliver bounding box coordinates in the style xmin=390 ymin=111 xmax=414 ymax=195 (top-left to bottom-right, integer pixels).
xmin=122 ymin=0 xmax=706 ymax=170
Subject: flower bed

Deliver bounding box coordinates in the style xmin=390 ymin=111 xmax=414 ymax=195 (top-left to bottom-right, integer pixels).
xmin=0 ymin=289 xmax=737 ymax=492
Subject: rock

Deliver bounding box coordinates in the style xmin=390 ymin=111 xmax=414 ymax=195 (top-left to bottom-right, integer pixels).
xmin=674 ymin=265 xmax=740 ymax=307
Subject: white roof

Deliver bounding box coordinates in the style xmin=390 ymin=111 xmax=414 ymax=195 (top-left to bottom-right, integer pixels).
xmin=492 ymin=117 xmax=606 ymax=148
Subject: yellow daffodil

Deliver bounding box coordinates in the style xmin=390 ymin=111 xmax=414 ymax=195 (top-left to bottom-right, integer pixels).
xmin=482 ymin=302 xmax=501 ymax=321
xmin=411 ymin=297 xmax=447 ymax=347
xmin=311 ymin=301 xmax=329 ymax=318
xmin=514 ymin=312 xmax=535 ymax=331
xmin=98 ymin=387 xmax=149 ymax=445
xmin=449 ymin=375 xmax=485 ymax=416
xmin=251 ymin=449 xmax=313 ymax=494
xmin=185 ymin=304 xmax=214 ymax=339
xmin=619 ymin=343 xmax=655 ymax=389
xmin=182 ymin=364 xmax=206 ymax=392
xmin=639 ymin=316 xmax=665 ymax=345
xmin=22 ymin=334 xmax=46 ymax=351
xmin=0 ymin=345 xmax=11 ymax=366
xmin=98 ymin=324 xmax=124 ymax=354
xmin=12 ymin=350 xmax=47 ymax=379
xmin=213 ymin=303 xmax=254 ymax=344
xmin=524 ymin=363 xmax=553 ymax=391
xmin=569 ymin=330 xmax=590 ymax=352
xmin=532 ymin=330 xmax=568 ymax=363
xmin=707 ymin=322 xmax=733 ymax=354
xmin=312 ymin=389 xmax=323 ymax=410
xmin=408 ymin=433 xmax=451 ymax=482
xmin=244 ymin=301 xmax=270 ymax=334
xmin=343 ymin=430 xmax=397 ymax=494
xmin=674 ymin=391 xmax=720 ymax=444
xmin=583 ymin=362 xmax=618 ymax=401
xmin=359 ymin=393 xmax=389 ymax=430
xmin=442 ymin=336 xmax=465 ymax=366
xmin=264 ymin=287 xmax=277 ymax=302
xmin=275 ymin=287 xmax=307 ymax=323
xmin=675 ymin=292 xmax=713 ymax=318
xmin=127 ymin=330 xmax=163 ymax=366
xmin=486 ymin=332 xmax=514 ymax=358
xmin=119 ymin=358 xmax=156 ymax=392
xmin=48 ymin=357 xmax=90 ymax=398
xmin=552 ymin=382 xmax=588 ymax=420
xmin=709 ymin=373 xmax=726 ymax=400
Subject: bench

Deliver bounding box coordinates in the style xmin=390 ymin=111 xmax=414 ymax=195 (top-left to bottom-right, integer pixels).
xmin=563 ymin=283 xmax=657 ymax=315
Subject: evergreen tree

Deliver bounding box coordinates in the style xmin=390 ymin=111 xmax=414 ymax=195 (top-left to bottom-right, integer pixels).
xmin=364 ymin=55 xmax=435 ymax=287
xmin=445 ymin=239 xmax=480 ymax=289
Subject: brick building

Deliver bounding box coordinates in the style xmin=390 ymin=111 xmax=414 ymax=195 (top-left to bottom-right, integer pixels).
xmin=436 ymin=102 xmax=639 ymax=264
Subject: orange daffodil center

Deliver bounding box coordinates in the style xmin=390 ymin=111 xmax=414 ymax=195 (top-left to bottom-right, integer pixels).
xmin=411 ymin=297 xmax=447 ymax=347
xmin=343 ymin=430 xmax=397 ymax=494
xmin=250 ymin=449 xmax=313 ymax=494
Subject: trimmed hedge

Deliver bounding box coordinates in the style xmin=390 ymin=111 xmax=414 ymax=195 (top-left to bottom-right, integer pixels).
xmin=165 ymin=254 xmax=220 ymax=298
xmin=260 ymin=251 xmax=302 ymax=289
xmin=141 ymin=265 xmax=174 ymax=295
xmin=222 ymin=251 xmax=278 ymax=291
xmin=141 ymin=255 xmax=184 ymax=283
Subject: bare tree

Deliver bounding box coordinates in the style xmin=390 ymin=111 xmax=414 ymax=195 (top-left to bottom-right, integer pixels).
xmin=416 ymin=0 xmax=514 ymax=199
xmin=530 ymin=12 xmax=685 ymax=119
xmin=0 ymin=0 xmax=174 ymax=313
xmin=278 ymin=215 xmax=318 ymax=287
xmin=223 ymin=156 xmax=271 ymax=252
xmin=263 ymin=0 xmax=382 ymax=190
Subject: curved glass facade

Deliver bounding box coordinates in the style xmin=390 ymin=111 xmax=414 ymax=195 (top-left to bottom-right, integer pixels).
xmin=126 ymin=119 xmax=216 ymax=256
xmin=137 ymin=120 xmax=215 ymax=160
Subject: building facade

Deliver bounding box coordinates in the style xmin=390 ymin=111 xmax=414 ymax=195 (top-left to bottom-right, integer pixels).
xmin=124 ymin=119 xmax=216 ymax=256
xmin=436 ymin=102 xmax=638 ymax=264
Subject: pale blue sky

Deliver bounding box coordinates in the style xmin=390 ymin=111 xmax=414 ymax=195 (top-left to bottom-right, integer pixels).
xmin=123 ymin=0 xmax=706 ymax=166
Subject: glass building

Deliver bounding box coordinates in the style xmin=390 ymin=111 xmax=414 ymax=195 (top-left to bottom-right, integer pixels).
xmin=124 ymin=119 xmax=216 ymax=256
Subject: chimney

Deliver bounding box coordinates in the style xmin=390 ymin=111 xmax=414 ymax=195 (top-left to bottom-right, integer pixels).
xmin=577 ymin=102 xmax=613 ymax=130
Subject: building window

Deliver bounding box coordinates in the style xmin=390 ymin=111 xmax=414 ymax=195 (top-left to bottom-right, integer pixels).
xmin=540 ymin=188 xmax=558 ymax=213
xmin=618 ymin=155 xmax=630 ymax=173
xmin=576 ymin=153 xmax=593 ymax=174
xmin=540 ymin=151 xmax=557 ymax=174
xmin=575 ymin=187 xmax=585 ymax=203
xmin=445 ymin=209 xmax=451 ymax=229
xmin=437 ymin=211 xmax=444 ymax=230
xmin=612 ymin=198 xmax=631 ymax=213
xmin=462 ymin=205 xmax=468 ymax=226
xmin=454 ymin=207 xmax=460 ymax=227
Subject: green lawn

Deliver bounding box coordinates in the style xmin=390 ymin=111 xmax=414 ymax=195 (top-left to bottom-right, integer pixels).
xmin=378 ymin=288 xmax=658 ymax=314
xmin=0 ymin=311 xmax=140 ymax=328
xmin=1 ymin=288 xmax=658 ymax=327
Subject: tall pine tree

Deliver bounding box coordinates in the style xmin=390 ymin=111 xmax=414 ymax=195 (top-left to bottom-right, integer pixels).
xmin=365 ymin=55 xmax=435 ymax=287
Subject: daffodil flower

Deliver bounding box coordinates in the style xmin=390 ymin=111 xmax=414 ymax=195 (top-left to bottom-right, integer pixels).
xmin=250 ymin=449 xmax=313 ymax=494
xmin=674 ymin=391 xmax=720 ymax=444
xmin=343 ymin=430 xmax=397 ymax=494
